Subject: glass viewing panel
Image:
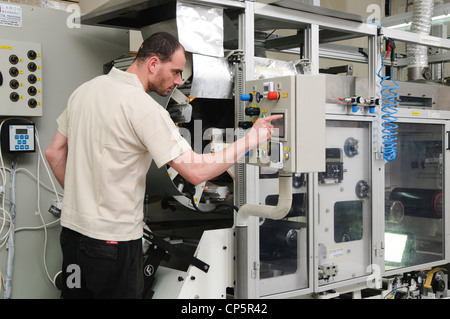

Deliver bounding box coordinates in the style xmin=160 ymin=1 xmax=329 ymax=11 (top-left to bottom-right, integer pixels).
xmin=385 ymin=122 xmax=444 ymax=270
xmin=259 ymin=172 xmax=309 ymax=295
xmin=334 ymin=200 xmax=363 ymax=243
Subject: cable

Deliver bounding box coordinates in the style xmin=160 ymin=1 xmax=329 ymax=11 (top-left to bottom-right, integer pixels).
xmin=16 ymin=168 xmax=63 ymax=198
xmin=183 ymin=180 xmax=237 ymax=214
xmin=31 ymin=125 xmax=62 ymax=287
xmin=4 ymin=160 xmax=16 ymax=299
xmin=384 ymin=283 xmax=398 ymax=299
xmin=0 ymin=118 xmax=63 ymax=297
xmin=190 ymin=194 xmax=238 ymax=215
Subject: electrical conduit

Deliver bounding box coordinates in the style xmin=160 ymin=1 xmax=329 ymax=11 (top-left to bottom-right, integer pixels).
xmin=4 ymin=162 xmax=16 ymax=299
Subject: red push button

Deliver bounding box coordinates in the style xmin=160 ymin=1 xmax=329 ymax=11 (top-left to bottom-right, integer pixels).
xmin=267 ymin=91 xmax=280 ymax=101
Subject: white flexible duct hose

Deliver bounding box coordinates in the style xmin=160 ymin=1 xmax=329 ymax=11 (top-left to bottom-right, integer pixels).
xmin=407 ymin=0 xmax=435 ymax=80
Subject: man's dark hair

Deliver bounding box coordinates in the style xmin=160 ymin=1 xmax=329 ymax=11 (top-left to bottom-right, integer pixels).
xmin=135 ymin=32 xmax=184 ymax=64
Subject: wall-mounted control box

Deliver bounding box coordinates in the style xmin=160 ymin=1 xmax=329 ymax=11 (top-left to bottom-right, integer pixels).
xmin=8 ymin=124 xmax=35 ymax=152
xmin=0 ymin=39 xmax=42 ymax=116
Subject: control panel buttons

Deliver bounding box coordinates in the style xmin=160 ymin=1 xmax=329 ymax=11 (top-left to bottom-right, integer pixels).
xmin=8 ymin=124 xmax=35 ymax=152
xmin=1 ymin=40 xmax=42 ymax=116
xmin=240 ymin=93 xmax=252 ymax=102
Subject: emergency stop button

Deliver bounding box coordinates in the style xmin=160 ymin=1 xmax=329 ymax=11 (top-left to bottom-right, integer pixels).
xmin=267 ymin=91 xmax=280 ymax=101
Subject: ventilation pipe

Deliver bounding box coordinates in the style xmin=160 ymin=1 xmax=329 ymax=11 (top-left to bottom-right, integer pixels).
xmin=407 ymin=0 xmax=435 ymax=81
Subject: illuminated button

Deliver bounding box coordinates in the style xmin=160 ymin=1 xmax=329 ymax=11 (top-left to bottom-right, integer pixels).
xmin=240 ymin=94 xmax=252 ymax=102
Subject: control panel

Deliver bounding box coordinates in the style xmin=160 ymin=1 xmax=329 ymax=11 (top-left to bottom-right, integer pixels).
xmin=0 ymin=39 xmax=43 ymax=116
xmin=240 ymin=75 xmax=326 ymax=174
xmin=8 ymin=124 xmax=35 ymax=152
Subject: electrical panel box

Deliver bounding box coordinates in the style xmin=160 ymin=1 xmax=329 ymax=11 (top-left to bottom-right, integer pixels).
xmin=241 ymin=74 xmax=326 ymax=174
xmin=8 ymin=124 xmax=35 ymax=152
xmin=0 ymin=39 xmax=42 ymax=116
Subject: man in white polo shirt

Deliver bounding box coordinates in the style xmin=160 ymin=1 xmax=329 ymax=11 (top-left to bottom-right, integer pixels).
xmin=46 ymin=32 xmax=280 ymax=299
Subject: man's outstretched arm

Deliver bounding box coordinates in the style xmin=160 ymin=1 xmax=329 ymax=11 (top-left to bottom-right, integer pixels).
xmin=45 ymin=131 xmax=68 ymax=188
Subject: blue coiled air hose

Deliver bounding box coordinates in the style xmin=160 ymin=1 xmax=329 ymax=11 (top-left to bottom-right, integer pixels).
xmin=378 ymin=53 xmax=399 ymax=162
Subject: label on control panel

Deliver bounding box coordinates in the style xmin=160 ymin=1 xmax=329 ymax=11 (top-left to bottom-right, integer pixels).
xmin=0 ymin=4 xmax=22 ymax=28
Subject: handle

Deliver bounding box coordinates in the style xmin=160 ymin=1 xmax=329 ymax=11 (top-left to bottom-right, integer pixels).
xmin=447 ymin=131 xmax=450 ymax=150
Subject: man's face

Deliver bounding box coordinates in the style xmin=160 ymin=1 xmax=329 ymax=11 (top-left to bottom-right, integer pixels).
xmin=148 ymin=48 xmax=186 ymax=96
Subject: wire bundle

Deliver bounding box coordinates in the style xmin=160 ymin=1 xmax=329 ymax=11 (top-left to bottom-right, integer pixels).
xmin=0 ymin=118 xmax=62 ymax=298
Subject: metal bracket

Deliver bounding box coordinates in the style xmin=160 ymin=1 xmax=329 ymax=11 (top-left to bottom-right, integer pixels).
xmin=143 ymin=228 xmax=210 ymax=273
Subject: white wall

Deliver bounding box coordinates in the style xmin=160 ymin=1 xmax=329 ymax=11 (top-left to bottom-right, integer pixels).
xmin=0 ymin=3 xmax=129 ymax=298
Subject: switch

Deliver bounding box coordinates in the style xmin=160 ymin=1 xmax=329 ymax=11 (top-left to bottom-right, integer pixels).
xmin=238 ymin=121 xmax=253 ymax=129
xmin=245 ymin=106 xmax=261 ymax=116
xmin=255 ymin=92 xmax=263 ymax=103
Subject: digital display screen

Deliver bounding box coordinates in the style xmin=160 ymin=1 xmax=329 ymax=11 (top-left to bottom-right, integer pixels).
xmin=271 ymin=112 xmax=285 ymax=139
xmin=15 ymin=129 xmax=28 ymax=135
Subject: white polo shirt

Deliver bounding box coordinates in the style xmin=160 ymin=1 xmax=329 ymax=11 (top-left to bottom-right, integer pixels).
xmin=57 ymin=67 xmax=191 ymax=241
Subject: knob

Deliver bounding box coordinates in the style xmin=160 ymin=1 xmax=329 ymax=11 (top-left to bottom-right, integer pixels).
xmin=28 ymin=62 xmax=37 ymax=72
xmin=28 ymin=99 xmax=37 ymax=108
xmin=28 ymin=86 xmax=37 ymax=96
xmin=10 ymin=92 xmax=20 ymax=102
xmin=9 ymin=55 xmax=19 ymax=65
xmin=28 ymin=74 xmax=37 ymax=84
xmin=9 ymin=67 xmax=19 ymax=77
xmin=27 ymin=50 xmax=37 ymax=60
xmin=9 ymin=79 xmax=19 ymax=89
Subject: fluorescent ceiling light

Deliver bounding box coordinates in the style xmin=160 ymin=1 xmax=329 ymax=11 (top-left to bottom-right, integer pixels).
xmin=388 ymin=14 xmax=450 ymax=29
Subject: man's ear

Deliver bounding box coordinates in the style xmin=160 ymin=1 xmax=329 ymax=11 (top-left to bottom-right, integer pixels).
xmin=147 ymin=56 xmax=159 ymax=74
